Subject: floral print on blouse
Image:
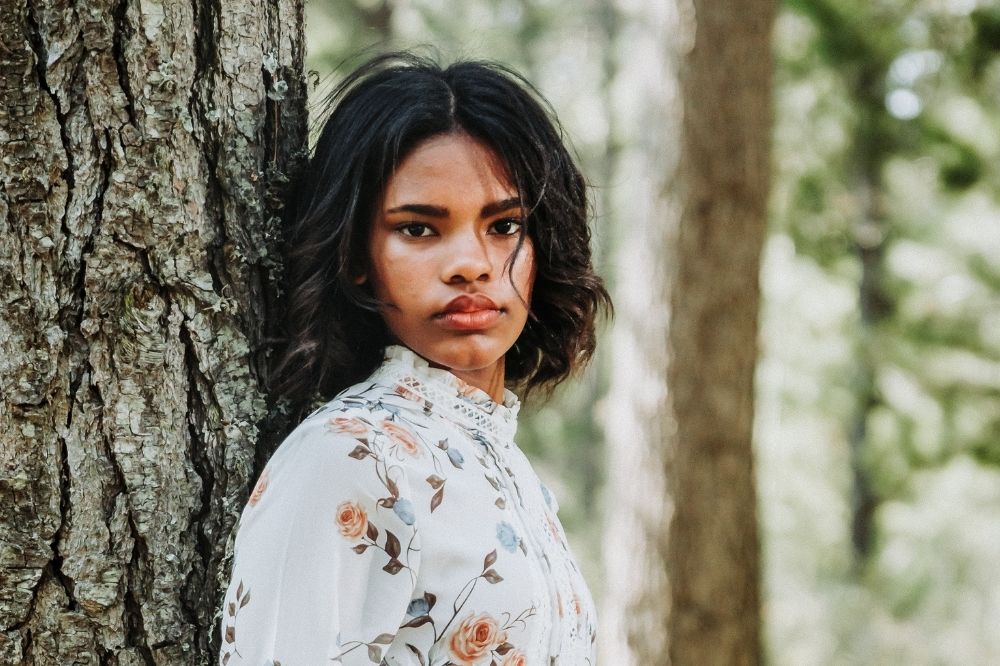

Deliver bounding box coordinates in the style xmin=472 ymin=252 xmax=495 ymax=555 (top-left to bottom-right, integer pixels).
xmin=218 ymin=345 xmax=597 ymax=665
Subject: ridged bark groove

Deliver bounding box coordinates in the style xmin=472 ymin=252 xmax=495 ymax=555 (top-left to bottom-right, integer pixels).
xmin=0 ymin=0 xmax=306 ymax=662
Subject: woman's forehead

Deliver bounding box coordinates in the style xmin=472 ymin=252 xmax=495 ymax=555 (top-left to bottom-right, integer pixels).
xmin=383 ymin=133 xmax=519 ymax=206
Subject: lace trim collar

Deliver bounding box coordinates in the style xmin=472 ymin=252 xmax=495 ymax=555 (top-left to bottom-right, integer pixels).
xmin=371 ymin=345 xmax=521 ymax=444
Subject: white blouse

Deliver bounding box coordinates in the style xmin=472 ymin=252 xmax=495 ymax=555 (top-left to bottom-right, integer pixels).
xmin=218 ymin=345 xmax=598 ymax=665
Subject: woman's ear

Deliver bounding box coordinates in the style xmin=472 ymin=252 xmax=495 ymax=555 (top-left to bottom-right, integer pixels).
xmin=354 ymin=273 xmax=368 ymax=285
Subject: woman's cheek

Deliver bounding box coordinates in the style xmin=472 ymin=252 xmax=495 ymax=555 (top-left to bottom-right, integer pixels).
xmin=512 ymin=242 xmax=536 ymax=301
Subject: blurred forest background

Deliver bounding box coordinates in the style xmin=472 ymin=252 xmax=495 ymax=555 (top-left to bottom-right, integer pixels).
xmin=303 ymin=0 xmax=1000 ymax=663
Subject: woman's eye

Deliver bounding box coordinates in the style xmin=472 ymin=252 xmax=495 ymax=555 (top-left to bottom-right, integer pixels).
xmin=398 ymin=223 xmax=434 ymax=237
xmin=490 ymin=218 xmax=523 ymax=236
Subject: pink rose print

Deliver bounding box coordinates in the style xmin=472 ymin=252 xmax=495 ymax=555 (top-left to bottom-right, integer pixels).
xmin=248 ymin=469 xmax=268 ymax=507
xmin=335 ymin=500 xmax=368 ymax=539
xmin=501 ymin=650 xmax=527 ymax=666
xmin=382 ymin=420 xmax=422 ymax=457
xmin=448 ymin=611 xmax=503 ymax=665
xmin=328 ymin=416 xmax=369 ymax=438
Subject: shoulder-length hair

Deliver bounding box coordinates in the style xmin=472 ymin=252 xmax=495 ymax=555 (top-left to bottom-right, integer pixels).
xmin=271 ymin=52 xmax=611 ymax=409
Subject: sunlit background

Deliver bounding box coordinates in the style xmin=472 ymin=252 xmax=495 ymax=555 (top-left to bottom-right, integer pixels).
xmin=303 ymin=0 xmax=1000 ymax=662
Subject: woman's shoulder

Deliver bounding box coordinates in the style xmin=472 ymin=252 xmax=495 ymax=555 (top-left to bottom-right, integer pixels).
xmin=265 ymin=378 xmax=438 ymax=489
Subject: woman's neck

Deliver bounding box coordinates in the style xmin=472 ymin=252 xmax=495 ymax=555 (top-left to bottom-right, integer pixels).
xmin=432 ymin=357 xmax=506 ymax=403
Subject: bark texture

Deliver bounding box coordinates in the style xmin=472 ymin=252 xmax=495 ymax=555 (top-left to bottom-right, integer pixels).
xmin=0 ymin=0 xmax=305 ymax=661
xmin=601 ymin=1 xmax=774 ymax=664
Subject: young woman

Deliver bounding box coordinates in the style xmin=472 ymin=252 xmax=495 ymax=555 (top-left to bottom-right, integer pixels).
xmin=217 ymin=52 xmax=611 ymax=666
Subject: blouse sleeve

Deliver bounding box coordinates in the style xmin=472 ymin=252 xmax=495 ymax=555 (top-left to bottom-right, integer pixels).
xmin=218 ymin=417 xmax=422 ymax=665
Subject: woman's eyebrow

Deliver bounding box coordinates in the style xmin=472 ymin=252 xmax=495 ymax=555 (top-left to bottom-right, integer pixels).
xmin=385 ymin=198 xmax=523 ymax=219
xmin=480 ymin=198 xmax=522 ymax=218
xmin=385 ymin=203 xmax=449 ymax=217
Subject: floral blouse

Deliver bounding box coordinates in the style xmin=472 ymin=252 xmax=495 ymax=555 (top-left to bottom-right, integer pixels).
xmin=218 ymin=345 xmax=598 ymax=665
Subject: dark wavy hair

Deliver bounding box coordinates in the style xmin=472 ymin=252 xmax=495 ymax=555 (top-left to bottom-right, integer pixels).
xmin=271 ymin=52 xmax=611 ymax=409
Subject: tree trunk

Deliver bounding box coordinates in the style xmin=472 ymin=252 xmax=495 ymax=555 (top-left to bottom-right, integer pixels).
xmin=601 ymin=1 xmax=773 ymax=664
xmin=0 ymin=0 xmax=305 ymax=662
xmin=847 ymin=65 xmax=892 ymax=566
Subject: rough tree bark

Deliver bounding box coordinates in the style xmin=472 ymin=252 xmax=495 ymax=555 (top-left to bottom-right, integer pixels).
xmin=601 ymin=1 xmax=774 ymax=664
xmin=0 ymin=0 xmax=305 ymax=662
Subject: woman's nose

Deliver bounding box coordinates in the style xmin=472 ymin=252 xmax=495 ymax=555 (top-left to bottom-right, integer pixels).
xmin=442 ymin=231 xmax=493 ymax=284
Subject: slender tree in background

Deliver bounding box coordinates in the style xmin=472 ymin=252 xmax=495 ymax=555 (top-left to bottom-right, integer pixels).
xmin=602 ymin=0 xmax=774 ymax=663
xmin=0 ymin=0 xmax=305 ymax=661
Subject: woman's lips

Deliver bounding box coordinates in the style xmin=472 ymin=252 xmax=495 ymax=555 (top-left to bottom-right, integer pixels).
xmin=438 ymin=309 xmax=502 ymax=330
xmin=436 ymin=294 xmax=502 ymax=330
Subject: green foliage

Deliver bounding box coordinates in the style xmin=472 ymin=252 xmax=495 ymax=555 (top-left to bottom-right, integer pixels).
xmin=764 ymin=0 xmax=1000 ymax=661
xmin=968 ymin=7 xmax=1000 ymax=78
xmin=918 ymin=121 xmax=983 ymax=191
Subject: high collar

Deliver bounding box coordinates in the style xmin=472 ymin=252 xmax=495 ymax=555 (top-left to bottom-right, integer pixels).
xmin=372 ymin=345 xmax=521 ymax=445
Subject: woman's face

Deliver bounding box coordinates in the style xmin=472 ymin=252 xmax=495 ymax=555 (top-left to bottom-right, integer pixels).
xmin=366 ymin=132 xmax=535 ymax=397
